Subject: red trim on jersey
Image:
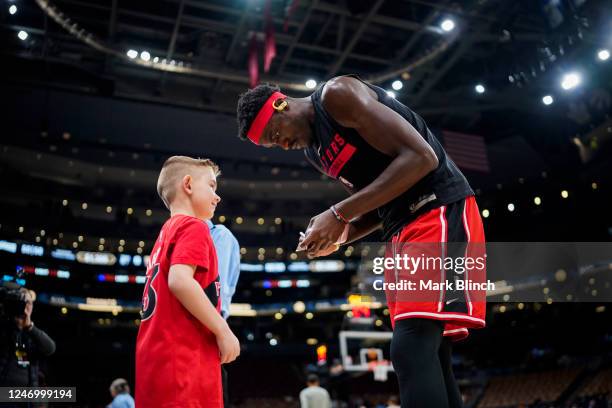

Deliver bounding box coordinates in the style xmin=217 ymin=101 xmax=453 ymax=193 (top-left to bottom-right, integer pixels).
xmin=328 ymin=144 xmax=357 ymax=178
xmin=247 ymin=91 xmax=286 ymax=144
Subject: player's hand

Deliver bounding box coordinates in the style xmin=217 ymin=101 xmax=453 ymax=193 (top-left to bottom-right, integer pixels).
xmin=217 ymin=326 xmax=240 ymax=364
xmin=306 ymin=243 xmax=340 ymax=259
xmin=299 ymin=209 xmax=346 ymax=258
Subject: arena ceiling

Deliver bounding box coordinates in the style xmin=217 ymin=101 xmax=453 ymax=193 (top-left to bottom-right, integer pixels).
xmin=2 ymin=0 xmax=610 ymax=170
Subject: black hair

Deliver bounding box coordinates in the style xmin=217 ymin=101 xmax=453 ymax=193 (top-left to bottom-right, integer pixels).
xmin=306 ymin=373 xmax=319 ymax=384
xmin=236 ymin=83 xmax=280 ymax=141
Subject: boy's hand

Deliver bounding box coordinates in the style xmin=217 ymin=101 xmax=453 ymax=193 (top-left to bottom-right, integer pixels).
xmin=216 ymin=326 xmax=240 ymax=364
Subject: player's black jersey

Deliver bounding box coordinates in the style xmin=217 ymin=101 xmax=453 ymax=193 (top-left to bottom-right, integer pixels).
xmin=304 ymin=75 xmax=473 ymax=240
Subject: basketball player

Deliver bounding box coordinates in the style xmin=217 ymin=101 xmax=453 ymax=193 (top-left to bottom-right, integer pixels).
xmin=236 ymin=75 xmax=486 ymax=408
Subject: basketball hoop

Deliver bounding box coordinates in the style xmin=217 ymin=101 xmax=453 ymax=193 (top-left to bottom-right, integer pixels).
xmin=369 ymin=360 xmax=391 ymax=382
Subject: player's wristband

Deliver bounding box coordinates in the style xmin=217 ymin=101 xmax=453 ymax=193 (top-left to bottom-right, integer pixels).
xmin=330 ymin=205 xmax=350 ymax=224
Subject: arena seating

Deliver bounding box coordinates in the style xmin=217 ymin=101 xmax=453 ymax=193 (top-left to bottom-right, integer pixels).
xmin=477 ymin=368 xmax=582 ymax=408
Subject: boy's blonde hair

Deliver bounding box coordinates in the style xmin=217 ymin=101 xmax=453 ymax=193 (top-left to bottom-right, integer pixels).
xmin=157 ymin=156 xmax=220 ymax=210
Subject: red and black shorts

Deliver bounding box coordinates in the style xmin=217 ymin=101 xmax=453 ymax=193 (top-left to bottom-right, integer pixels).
xmin=384 ymin=195 xmax=486 ymax=342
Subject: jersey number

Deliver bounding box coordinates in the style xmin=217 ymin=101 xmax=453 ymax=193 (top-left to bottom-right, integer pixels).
xmin=140 ymin=264 xmax=159 ymax=321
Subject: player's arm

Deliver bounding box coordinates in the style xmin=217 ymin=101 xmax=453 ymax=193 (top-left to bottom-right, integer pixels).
xmin=301 ymin=149 xmax=381 ymax=256
xmin=345 ymin=210 xmax=381 ymax=244
xmin=305 ymin=151 xmax=383 ymax=241
xmin=323 ymin=76 xmax=439 ymax=221
xmin=168 ymin=264 xmax=240 ymax=364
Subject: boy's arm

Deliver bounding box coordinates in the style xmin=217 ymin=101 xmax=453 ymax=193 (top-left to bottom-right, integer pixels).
xmin=168 ymin=264 xmax=240 ymax=364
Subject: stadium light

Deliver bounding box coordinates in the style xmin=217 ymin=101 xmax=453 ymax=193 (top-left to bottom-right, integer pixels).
xmin=440 ymin=19 xmax=455 ymax=32
xmin=17 ymin=30 xmax=28 ymax=41
xmin=305 ymin=79 xmax=317 ymax=89
xmin=475 ymin=84 xmax=485 ymax=94
xmin=542 ymin=95 xmax=554 ymax=105
xmin=507 ymin=203 xmax=515 ymax=212
xmin=561 ymin=72 xmax=581 ymax=90
xmin=392 ymin=80 xmax=403 ymax=91
xmin=126 ymin=49 xmax=138 ymax=59
xmin=140 ymin=51 xmax=151 ymax=61
xmin=9 ymin=4 xmax=17 ymax=14
xmin=597 ymin=49 xmax=610 ymax=61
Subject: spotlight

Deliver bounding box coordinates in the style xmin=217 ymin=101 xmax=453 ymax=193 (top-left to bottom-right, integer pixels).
xmin=534 ymin=196 xmax=542 ymax=205
xmin=391 ymin=80 xmax=403 ymax=91
xmin=597 ymin=49 xmax=610 ymax=61
xmin=440 ymin=19 xmax=455 ymax=32
xmin=507 ymin=203 xmax=515 ymax=212
xmin=482 ymin=209 xmax=490 ymax=218
xmin=305 ymin=79 xmax=317 ymax=89
xmin=475 ymin=84 xmax=485 ymax=94
xmin=542 ymin=95 xmax=554 ymax=105
xmin=17 ymin=30 xmax=28 ymax=41
xmin=561 ymin=190 xmax=569 ymax=198
xmin=9 ymin=5 xmax=17 ymax=14
xmin=153 ymin=56 xmax=159 ymax=63
xmin=561 ymin=72 xmax=581 ymax=90
xmin=140 ymin=51 xmax=151 ymax=61
xmin=126 ymin=49 xmax=138 ymax=59
xmin=386 ymin=90 xmax=396 ymax=98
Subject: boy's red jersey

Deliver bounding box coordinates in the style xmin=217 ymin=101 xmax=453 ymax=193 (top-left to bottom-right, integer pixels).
xmin=136 ymin=214 xmax=222 ymax=408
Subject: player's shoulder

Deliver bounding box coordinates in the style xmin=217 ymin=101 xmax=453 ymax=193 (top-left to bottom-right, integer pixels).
xmin=321 ymin=76 xmax=364 ymax=102
xmin=321 ymin=76 xmax=372 ymax=124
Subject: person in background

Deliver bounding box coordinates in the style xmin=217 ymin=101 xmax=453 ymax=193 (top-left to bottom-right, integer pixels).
xmin=300 ymin=374 xmax=331 ymax=408
xmin=206 ymin=219 xmax=240 ymax=408
xmin=0 ymin=288 xmax=56 ymax=387
xmin=107 ymin=378 xmax=135 ymax=408
xmin=387 ymin=395 xmax=401 ymax=408
xmin=205 ymin=220 xmax=240 ymax=320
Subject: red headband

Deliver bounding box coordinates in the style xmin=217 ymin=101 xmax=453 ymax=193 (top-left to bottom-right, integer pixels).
xmin=247 ymin=91 xmax=287 ymax=145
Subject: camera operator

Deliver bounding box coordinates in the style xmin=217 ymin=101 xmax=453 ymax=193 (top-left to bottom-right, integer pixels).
xmin=0 ymin=286 xmax=56 ymax=386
